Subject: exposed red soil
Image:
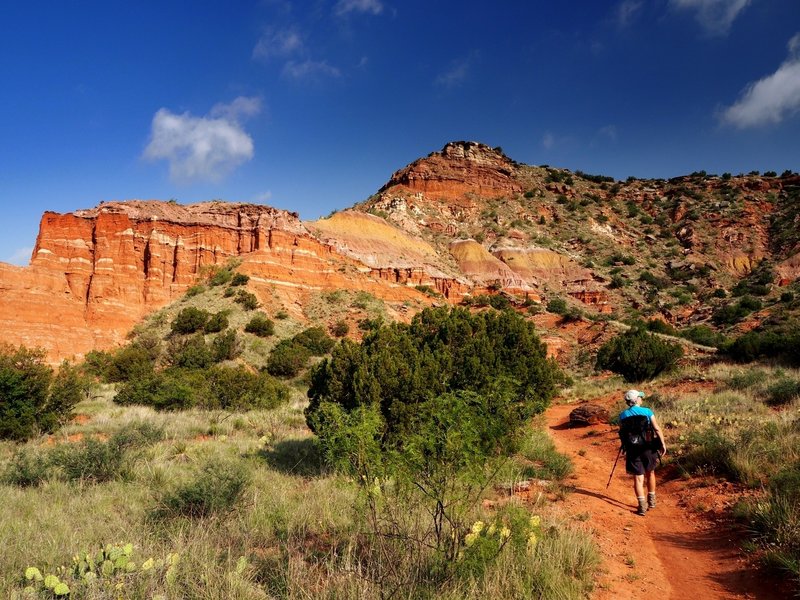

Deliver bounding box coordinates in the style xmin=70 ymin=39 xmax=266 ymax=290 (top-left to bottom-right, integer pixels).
xmin=546 ymin=394 xmax=789 ymax=600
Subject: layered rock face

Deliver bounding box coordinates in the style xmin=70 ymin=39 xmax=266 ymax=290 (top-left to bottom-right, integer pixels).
xmin=0 ymin=201 xmax=430 ymax=361
xmin=379 ymin=141 xmax=522 ymax=203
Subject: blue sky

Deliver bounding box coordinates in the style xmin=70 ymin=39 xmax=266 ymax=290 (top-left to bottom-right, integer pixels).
xmin=1 ymin=0 xmax=799 ymax=264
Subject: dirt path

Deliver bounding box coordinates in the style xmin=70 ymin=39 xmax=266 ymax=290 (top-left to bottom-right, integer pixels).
xmin=545 ymin=398 xmax=786 ymax=600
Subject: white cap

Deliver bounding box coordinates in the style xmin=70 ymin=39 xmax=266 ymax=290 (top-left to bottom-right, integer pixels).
xmin=624 ymin=389 xmax=645 ymax=405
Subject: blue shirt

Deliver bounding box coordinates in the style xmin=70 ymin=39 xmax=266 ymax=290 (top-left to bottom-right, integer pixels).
xmin=619 ymin=405 xmax=654 ymax=423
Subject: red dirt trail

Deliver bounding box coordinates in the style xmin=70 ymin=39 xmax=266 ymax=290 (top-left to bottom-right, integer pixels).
xmin=545 ymin=399 xmax=787 ymax=600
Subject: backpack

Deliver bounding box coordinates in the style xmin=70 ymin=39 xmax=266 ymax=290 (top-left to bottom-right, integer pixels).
xmin=619 ymin=415 xmax=655 ymax=452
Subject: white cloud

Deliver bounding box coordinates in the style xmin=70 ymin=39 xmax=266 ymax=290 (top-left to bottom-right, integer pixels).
xmin=597 ymin=125 xmax=618 ymax=142
xmin=670 ymin=0 xmax=751 ymax=35
xmin=143 ymin=97 xmax=260 ymax=183
xmin=334 ymin=0 xmax=383 ymax=17
xmin=435 ymin=59 xmax=470 ymax=88
xmin=282 ymin=59 xmax=341 ymax=80
xmin=542 ymin=133 xmax=555 ymax=150
xmin=6 ymin=246 xmax=32 ymax=266
xmin=614 ymin=1 xmax=643 ymax=28
xmin=252 ymin=27 xmax=304 ymax=61
xmin=721 ymin=33 xmax=800 ymax=128
xmin=253 ymin=191 xmax=273 ymax=203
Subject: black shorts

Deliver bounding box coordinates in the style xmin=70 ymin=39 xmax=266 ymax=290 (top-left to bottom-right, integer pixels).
xmin=625 ymin=448 xmax=660 ymax=475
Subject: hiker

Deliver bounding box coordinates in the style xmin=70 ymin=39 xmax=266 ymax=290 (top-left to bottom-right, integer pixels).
xmin=618 ymin=389 xmax=666 ymax=516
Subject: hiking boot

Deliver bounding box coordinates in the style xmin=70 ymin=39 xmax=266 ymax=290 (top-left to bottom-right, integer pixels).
xmin=636 ymin=504 xmax=647 ymax=516
xmin=648 ymin=493 xmax=657 ymax=509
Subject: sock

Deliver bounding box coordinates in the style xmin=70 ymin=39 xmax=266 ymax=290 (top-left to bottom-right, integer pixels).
xmin=637 ymin=496 xmax=646 ymax=511
xmin=648 ymin=492 xmax=656 ymax=507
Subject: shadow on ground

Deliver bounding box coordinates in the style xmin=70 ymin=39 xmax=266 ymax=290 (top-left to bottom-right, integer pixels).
xmin=259 ymin=437 xmax=329 ymax=477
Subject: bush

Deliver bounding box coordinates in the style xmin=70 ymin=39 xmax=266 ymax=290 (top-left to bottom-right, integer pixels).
xmin=171 ymin=307 xmax=210 ymax=334
xmin=307 ymin=307 xmax=561 ymax=440
xmin=0 ymin=346 xmax=86 ymax=441
xmin=207 ymin=365 xmax=288 ymax=411
xmin=725 ymin=327 xmax=800 ymax=365
xmin=6 ymin=421 xmax=165 ymax=485
xmin=765 ymin=379 xmax=800 ymax=406
xmin=331 ymin=320 xmax=349 ymax=337
xmin=104 ymin=344 xmax=156 ymax=383
xmin=266 ymin=340 xmax=311 ymax=377
xmin=209 ymin=267 xmax=233 ymax=287
xmin=155 ymin=459 xmax=250 ymax=518
xmin=596 ymin=328 xmax=683 ymax=382
xmin=546 ymin=297 xmax=568 ymax=315
xmin=204 ymin=311 xmax=229 ymax=333
xmin=244 ymin=314 xmax=275 ymax=337
xmin=680 ymin=325 xmax=725 ymax=348
xmin=211 ymin=329 xmax=242 ymax=362
xmin=235 ymin=290 xmax=259 ymax=310
xmin=230 ymin=273 xmax=250 ymax=286
xmin=3 ymin=447 xmax=51 ymax=486
xmin=165 ymin=334 xmax=213 ymax=369
xmin=185 ymin=284 xmax=205 ymax=297
xmin=293 ymin=326 xmax=335 ymax=355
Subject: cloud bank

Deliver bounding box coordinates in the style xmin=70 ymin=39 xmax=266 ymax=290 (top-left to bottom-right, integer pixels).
xmin=670 ymin=0 xmax=750 ymax=35
xmin=143 ymin=97 xmax=261 ymax=183
xmin=722 ymin=33 xmax=800 ymax=128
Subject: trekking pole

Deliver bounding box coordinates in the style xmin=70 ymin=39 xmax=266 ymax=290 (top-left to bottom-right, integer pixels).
xmin=606 ymin=446 xmax=623 ymax=489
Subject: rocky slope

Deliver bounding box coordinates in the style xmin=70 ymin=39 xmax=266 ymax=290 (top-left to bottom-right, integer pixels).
xmin=1 ymin=142 xmax=798 ymax=362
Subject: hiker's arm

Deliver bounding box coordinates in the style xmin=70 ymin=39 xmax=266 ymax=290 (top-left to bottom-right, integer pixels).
xmin=650 ymin=415 xmax=667 ymax=456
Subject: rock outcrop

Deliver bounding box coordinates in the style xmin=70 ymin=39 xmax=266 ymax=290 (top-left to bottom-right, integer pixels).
xmin=379 ymin=141 xmax=522 ymax=203
xmin=0 ymin=201 xmax=431 ymax=361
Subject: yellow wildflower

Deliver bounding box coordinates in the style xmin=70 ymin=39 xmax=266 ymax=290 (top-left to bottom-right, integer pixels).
xmin=471 ymin=520 xmax=485 ymax=534
xmin=529 ymin=515 xmax=541 ymax=528
xmin=527 ymin=532 xmax=538 ymax=553
xmin=465 ymin=532 xmax=478 ymax=547
xmin=499 ymin=526 xmax=511 ymax=539
xmin=487 ymin=523 xmax=497 ymax=536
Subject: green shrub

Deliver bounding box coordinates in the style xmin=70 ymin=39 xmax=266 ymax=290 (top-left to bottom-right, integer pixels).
xmin=765 ymin=379 xmax=800 ymax=406
xmin=307 ymin=307 xmax=561 ymax=439
xmin=209 ymin=268 xmax=233 ymax=287
xmin=725 ymin=328 xmax=800 ymax=365
xmin=165 ymin=334 xmax=213 ymax=369
xmin=546 ymin=297 xmax=568 ymax=315
xmin=53 ymin=421 xmax=164 ymax=483
xmin=155 ymin=459 xmax=250 ymax=518
xmin=185 ymin=284 xmax=205 ymax=297
xmin=3 ymin=447 xmax=51 ymax=486
xmin=171 ymin=307 xmax=210 ymax=334
xmin=230 ymin=272 xmax=250 ymax=286
xmin=207 ymin=365 xmax=288 ymax=410
xmin=645 ymin=319 xmax=677 ymax=336
xmin=204 ymin=311 xmax=229 ymax=333
xmin=244 ymin=313 xmax=275 ymax=337
xmin=331 ymin=320 xmax=349 ymax=337
xmin=596 ymin=328 xmax=683 ymax=382
xmin=679 ymin=325 xmax=725 ymax=348
xmin=104 ymin=344 xmax=156 ymax=383
xmin=223 ymin=286 xmax=236 ymax=298
xmin=0 ymin=346 xmax=86 ymax=441
xmin=293 ymin=327 xmax=335 ymax=355
xmin=211 ymin=329 xmax=242 ymax=362
xmin=235 ymin=290 xmax=259 ymax=310
xmin=266 ymin=340 xmax=311 ymax=377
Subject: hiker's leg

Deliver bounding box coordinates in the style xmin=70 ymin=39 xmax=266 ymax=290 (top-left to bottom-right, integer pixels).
xmin=633 ymin=474 xmax=647 ymax=514
xmin=633 ymin=474 xmax=645 ymax=498
xmin=646 ymin=470 xmax=656 ymax=493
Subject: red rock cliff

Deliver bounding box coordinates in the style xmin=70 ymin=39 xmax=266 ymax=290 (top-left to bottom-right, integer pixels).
xmin=0 ymin=201 xmax=433 ymax=362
